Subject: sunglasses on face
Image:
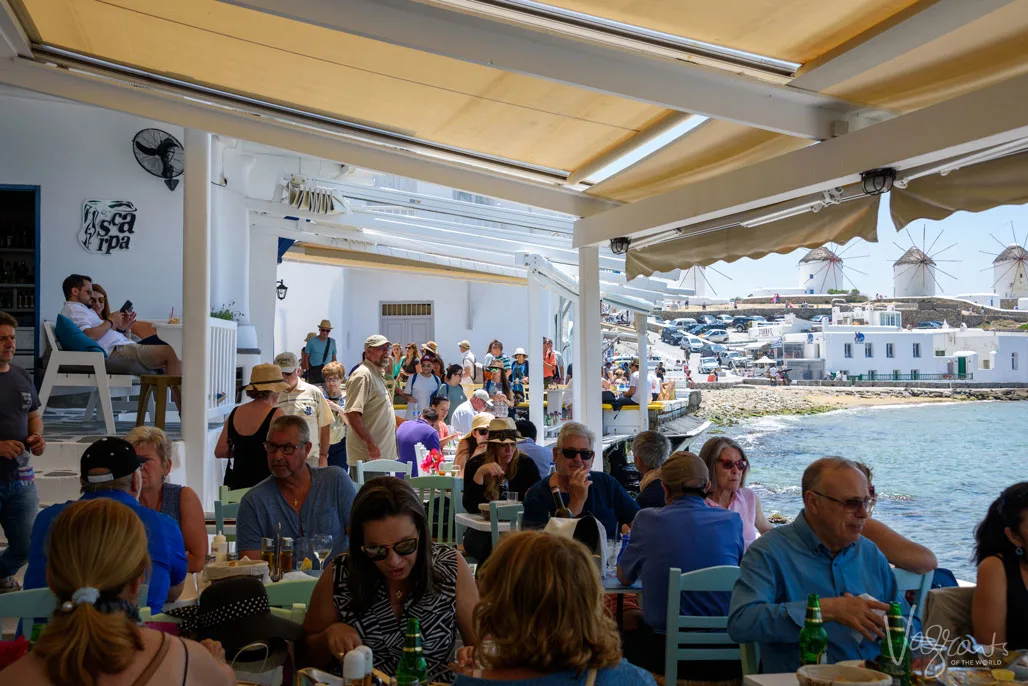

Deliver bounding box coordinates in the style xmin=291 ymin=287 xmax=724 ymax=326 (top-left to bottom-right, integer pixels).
xmin=561 ymin=448 xmax=595 ymax=461
xmin=95 ymin=296 xmax=106 ymax=304
xmin=473 ymin=428 xmax=489 ymax=436
xmin=319 ymin=328 xmax=330 ymax=333
xmin=719 ymin=459 xmax=749 ymax=471
xmin=362 ymin=536 xmax=419 ymax=561
xmin=813 ymin=490 xmax=876 ymax=515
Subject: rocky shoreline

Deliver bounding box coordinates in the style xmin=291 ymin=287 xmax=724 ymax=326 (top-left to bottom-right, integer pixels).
xmin=694 ymin=385 xmax=1028 ymax=425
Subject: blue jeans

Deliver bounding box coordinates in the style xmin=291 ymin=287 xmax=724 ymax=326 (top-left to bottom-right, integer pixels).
xmin=0 ymin=479 xmax=38 ymax=578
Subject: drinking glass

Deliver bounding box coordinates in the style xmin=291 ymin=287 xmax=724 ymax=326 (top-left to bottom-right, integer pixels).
xmin=312 ymin=534 xmax=334 ymax=572
xmin=605 ymin=534 xmax=621 ymax=579
xmin=503 ymin=491 xmax=519 ymax=503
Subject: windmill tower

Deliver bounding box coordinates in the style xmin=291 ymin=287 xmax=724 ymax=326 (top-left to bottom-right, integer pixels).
xmin=891 ymin=227 xmax=959 ymax=297
xmin=680 ymin=266 xmax=708 ymax=298
xmin=981 ymin=227 xmax=1028 ymax=299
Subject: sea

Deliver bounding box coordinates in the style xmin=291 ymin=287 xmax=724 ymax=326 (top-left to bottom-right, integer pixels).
xmin=708 ymin=400 xmax=1028 ymax=581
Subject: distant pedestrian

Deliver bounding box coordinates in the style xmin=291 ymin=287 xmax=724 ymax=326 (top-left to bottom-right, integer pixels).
xmin=302 ymin=319 xmax=337 ymax=384
xmin=344 ymin=335 xmax=399 ymax=464
xmin=275 ymin=352 xmax=332 ymax=467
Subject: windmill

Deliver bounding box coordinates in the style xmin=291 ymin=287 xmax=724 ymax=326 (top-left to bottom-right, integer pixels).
xmin=891 ymin=225 xmax=959 ymax=297
xmin=981 ymin=224 xmax=1028 ymax=298
xmin=797 ymin=242 xmax=868 ymax=294
xmin=678 ymin=265 xmax=731 ymax=299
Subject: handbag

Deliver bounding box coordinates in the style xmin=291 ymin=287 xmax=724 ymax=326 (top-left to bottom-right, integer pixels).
xmin=222 ymin=410 xmax=239 ymax=489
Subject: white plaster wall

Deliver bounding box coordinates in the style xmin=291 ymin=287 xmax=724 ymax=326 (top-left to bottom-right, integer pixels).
xmin=995 ymin=260 xmax=1028 ymax=299
xmin=822 ymin=330 xmax=940 ymax=377
xmin=274 ymin=259 xmax=346 ymax=361
xmin=0 ymin=94 xmax=184 ymax=323
xmin=893 ymin=264 xmax=937 ymax=298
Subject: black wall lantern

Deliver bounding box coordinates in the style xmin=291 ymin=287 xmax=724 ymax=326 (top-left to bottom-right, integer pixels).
xmin=276 ymin=279 xmax=288 ymax=301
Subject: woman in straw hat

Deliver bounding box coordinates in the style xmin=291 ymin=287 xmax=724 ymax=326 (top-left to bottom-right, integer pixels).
xmin=454 ymin=412 xmax=493 ymax=472
xmin=461 ymin=417 xmax=541 ymax=562
xmin=214 ymin=363 xmax=286 ymax=489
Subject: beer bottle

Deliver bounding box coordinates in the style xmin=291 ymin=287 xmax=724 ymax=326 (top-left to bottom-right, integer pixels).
xmin=799 ymin=593 xmax=828 ymax=665
xmin=395 ymin=617 xmax=429 ymax=685
xmin=551 ymin=487 xmax=572 ymax=518
xmin=878 ymin=602 xmax=911 ymax=686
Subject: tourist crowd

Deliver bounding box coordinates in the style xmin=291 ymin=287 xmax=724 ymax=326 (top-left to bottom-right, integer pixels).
xmin=0 ymin=304 xmax=1025 ymax=684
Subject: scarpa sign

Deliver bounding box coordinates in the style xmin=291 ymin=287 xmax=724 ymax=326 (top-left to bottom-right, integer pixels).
xmin=80 ymin=200 xmax=137 ymax=255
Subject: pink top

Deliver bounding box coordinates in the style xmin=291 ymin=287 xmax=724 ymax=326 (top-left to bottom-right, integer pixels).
xmin=706 ymin=486 xmax=759 ymax=549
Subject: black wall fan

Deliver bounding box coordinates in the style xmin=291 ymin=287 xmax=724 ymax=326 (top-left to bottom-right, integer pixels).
xmin=132 ymin=128 xmax=184 ymax=191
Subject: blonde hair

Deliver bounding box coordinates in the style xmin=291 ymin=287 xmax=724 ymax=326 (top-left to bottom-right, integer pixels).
xmin=322 ymin=360 xmax=345 ymax=381
xmin=125 ymin=425 xmax=173 ymax=470
xmin=482 ymin=443 xmax=522 ymax=502
xmin=34 ymin=499 xmax=150 ymax=686
xmin=474 ymin=532 xmax=621 ymax=674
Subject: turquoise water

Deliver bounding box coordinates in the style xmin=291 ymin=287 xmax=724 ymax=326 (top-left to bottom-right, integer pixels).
xmin=713 ymin=401 xmax=1028 ymax=581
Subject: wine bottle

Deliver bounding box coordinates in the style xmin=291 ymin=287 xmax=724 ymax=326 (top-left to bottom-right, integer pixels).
xmin=395 ymin=617 xmax=429 ymax=685
xmin=551 ymin=487 xmax=572 ymax=518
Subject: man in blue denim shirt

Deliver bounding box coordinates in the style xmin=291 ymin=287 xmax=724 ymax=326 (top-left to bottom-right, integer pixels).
xmin=728 ymin=457 xmax=899 ymax=673
xmin=236 ymin=415 xmax=356 ymax=562
xmin=25 ymin=437 xmax=186 ymax=612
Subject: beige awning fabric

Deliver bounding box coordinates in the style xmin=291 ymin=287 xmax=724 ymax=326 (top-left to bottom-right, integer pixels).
xmin=625 ymin=195 xmax=881 ymax=279
xmin=890 ymin=150 xmax=1028 ymax=229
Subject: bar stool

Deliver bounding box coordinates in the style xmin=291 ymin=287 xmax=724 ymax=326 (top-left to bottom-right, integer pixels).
xmin=135 ymin=375 xmax=182 ymax=429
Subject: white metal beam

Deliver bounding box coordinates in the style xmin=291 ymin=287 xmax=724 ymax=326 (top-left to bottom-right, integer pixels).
xmin=635 ymin=312 xmax=650 ymax=431
xmin=0 ymin=57 xmax=613 ymax=217
xmin=791 ymin=0 xmax=1016 ymax=93
xmin=574 ymin=71 xmax=1028 ymax=247
xmin=224 ymin=0 xmax=862 ymax=140
xmin=0 ymin=0 xmax=30 ymax=58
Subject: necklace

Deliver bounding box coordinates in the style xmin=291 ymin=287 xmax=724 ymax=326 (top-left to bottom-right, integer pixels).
xmin=395 ymin=588 xmax=404 ymax=600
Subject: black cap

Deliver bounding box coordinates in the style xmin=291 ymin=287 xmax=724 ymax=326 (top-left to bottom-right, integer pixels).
xmin=80 ymin=437 xmax=145 ymax=483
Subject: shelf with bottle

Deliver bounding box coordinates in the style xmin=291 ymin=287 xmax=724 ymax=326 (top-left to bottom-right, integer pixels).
xmin=0 ymin=258 xmax=34 ymax=285
xmin=0 ymin=290 xmax=35 ymax=310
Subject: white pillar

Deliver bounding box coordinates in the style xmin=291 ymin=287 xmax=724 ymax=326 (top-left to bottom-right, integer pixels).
xmin=182 ymin=129 xmax=212 ymax=507
xmin=249 ymin=225 xmax=278 ymax=363
xmin=635 ymin=312 xmax=650 ymax=432
xmin=577 ymin=247 xmax=603 ymax=457
xmin=527 ymin=274 xmax=546 ymax=436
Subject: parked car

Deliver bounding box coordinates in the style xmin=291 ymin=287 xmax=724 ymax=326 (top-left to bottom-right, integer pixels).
xmin=716 ymin=314 xmax=734 ymax=324
xmin=809 ymin=314 xmax=831 ymax=323
xmin=705 ymin=328 xmax=730 ymax=343
xmin=672 ymin=317 xmax=698 ymax=328
xmin=680 ymin=335 xmax=705 ymax=353
xmin=661 ymin=326 xmax=684 ymax=344
xmin=749 ymin=315 xmax=767 ymax=322
xmin=698 ymin=357 xmax=720 ymax=374
xmin=686 ymin=324 xmax=707 ymax=335
xmin=916 ymin=320 xmax=944 ymax=329
xmin=698 ymin=315 xmax=717 ymax=325
xmin=731 ymin=316 xmax=754 ymax=331
xmin=699 ymin=343 xmax=728 ymax=357
xmin=725 ymin=350 xmax=749 ymax=367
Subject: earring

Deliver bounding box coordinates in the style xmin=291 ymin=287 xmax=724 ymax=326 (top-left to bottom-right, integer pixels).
xmin=1017 ymin=546 xmax=1024 ymax=556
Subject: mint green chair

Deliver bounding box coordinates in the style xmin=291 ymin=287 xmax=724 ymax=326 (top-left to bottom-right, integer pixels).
xmin=408 ymin=475 xmax=461 ymax=546
xmin=214 ymin=486 xmax=250 ymax=540
xmin=665 ymin=566 xmax=757 ymax=683
xmin=1 ymin=585 xmax=148 ymax=635
xmin=356 ymin=459 xmax=411 ymax=486
xmin=893 ymin=567 xmax=933 ymax=623
xmin=488 ymin=502 xmax=523 ymax=550
xmin=263 ymin=577 xmax=317 ymax=608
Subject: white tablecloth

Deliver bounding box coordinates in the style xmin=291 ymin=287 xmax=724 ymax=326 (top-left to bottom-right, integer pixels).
xmin=455 ymin=511 xmax=510 ymax=533
xmin=744 ymin=674 xmax=798 ymax=686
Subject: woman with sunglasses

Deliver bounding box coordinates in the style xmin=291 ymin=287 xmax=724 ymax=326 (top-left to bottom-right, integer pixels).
xmin=461 ymin=417 xmax=542 ymax=562
xmin=483 ymin=362 xmax=513 ymax=418
xmin=455 ymin=412 xmax=493 ymax=471
xmin=698 ymin=437 xmax=773 ymax=549
xmin=302 ymin=477 xmax=478 ymax=682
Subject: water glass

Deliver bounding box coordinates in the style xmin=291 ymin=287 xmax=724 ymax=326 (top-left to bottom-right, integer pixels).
xmin=605 ymin=534 xmax=621 ymax=578
xmin=503 ymin=491 xmax=519 ymax=503
xmin=312 ymin=534 xmax=334 ymax=572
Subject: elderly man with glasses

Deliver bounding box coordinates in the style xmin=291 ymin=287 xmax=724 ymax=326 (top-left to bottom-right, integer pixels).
xmin=728 ymin=456 xmax=904 ymax=673
xmin=236 ymin=415 xmax=356 ymax=563
xmin=522 ymin=422 xmax=638 ymax=539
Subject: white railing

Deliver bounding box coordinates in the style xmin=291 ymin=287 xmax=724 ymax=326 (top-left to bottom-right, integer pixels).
xmin=208 ymin=318 xmax=237 ymax=421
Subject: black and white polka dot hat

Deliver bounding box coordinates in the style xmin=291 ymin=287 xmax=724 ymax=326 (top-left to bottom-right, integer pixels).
xmin=194 ymin=576 xmax=304 ymax=655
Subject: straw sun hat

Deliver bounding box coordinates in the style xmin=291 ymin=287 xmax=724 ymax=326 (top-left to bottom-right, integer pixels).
xmin=244 ymin=363 xmax=288 ymax=393
xmin=463 ymin=412 xmax=495 ymax=440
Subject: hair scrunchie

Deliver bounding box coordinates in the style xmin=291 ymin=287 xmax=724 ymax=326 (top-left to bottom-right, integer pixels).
xmin=71 ymin=587 xmax=100 ymax=605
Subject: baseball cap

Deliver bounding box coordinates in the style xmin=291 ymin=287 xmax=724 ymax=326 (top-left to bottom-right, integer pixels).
xmin=364 ymin=334 xmax=389 ymax=349
xmin=80 ymin=437 xmax=145 ymax=483
xmin=274 ymin=352 xmax=299 ymax=374
xmin=471 ymin=389 xmax=494 ymax=408
xmin=458 ymin=340 xmax=471 ymax=349
xmin=661 ymin=451 xmax=709 ymax=491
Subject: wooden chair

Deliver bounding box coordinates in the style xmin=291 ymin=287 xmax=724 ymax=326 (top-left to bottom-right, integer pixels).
xmin=664 ymin=566 xmax=757 ymax=684
xmin=214 ymin=486 xmax=250 ymax=539
xmin=38 ymin=320 xmax=141 ymax=434
xmin=488 ymin=502 xmax=523 ymax=551
xmin=356 ymin=459 xmax=412 ymax=486
xmin=893 ymin=567 xmax=933 ymax=623
xmin=407 ymin=475 xmax=461 ymax=546
xmin=135 ymin=374 xmax=182 ymax=429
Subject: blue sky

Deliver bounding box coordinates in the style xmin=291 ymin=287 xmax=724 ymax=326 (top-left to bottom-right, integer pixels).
xmin=700 ymin=198 xmax=1028 ymax=298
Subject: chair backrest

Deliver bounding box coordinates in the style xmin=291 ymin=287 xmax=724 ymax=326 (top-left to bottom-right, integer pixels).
xmin=489 ymin=501 xmax=524 ymax=550
xmin=893 ymin=567 xmax=933 ymax=623
xmin=263 ymin=577 xmax=317 ymax=608
xmin=356 ymin=459 xmax=412 ymax=485
xmin=214 ymin=500 xmax=240 ymax=536
xmin=43 ymin=320 xmax=60 ymax=352
xmin=219 ymin=485 xmax=250 ymax=503
xmin=407 ymin=475 xmax=461 ymax=546
xmin=0 ymin=585 xmax=149 ymax=635
xmin=665 ymin=566 xmax=744 ymax=684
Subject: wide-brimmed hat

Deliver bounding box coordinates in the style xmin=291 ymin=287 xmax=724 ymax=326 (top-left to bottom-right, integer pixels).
xmin=318 ymin=319 xmax=332 ymax=330
xmin=244 ymin=363 xmax=288 ymax=394
xmin=513 ymin=347 xmax=527 ymax=357
xmin=422 ymin=341 xmax=439 ymax=356
xmin=463 ymin=412 xmax=495 ymax=440
xmin=191 ymin=577 xmax=304 ymax=657
xmin=274 ymin=352 xmax=299 ymax=374
xmin=458 ymin=340 xmax=471 ymax=349
xmin=487 ymin=417 xmax=518 ymax=444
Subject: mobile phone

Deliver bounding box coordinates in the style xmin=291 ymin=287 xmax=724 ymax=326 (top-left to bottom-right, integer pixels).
xmin=120 ymin=300 xmax=133 ymax=314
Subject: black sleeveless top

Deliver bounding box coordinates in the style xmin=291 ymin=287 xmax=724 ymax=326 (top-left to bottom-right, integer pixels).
xmin=1000 ymin=553 xmax=1028 ymax=649
xmin=224 ymin=406 xmax=276 ymax=489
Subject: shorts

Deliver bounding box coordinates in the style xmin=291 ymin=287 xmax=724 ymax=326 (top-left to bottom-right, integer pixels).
xmin=107 ymin=343 xmax=169 ymax=375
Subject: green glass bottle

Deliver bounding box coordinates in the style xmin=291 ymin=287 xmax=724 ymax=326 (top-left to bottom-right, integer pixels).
xmin=878 ymin=602 xmax=911 ymax=686
xmin=395 ymin=617 xmax=429 ymax=685
xmin=798 ymin=593 xmax=828 ymax=666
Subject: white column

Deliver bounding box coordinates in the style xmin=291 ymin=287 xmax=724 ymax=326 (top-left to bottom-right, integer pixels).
xmin=635 ymin=312 xmax=650 ymax=432
xmin=248 ymin=225 xmax=278 ymax=362
xmin=527 ymin=274 xmax=545 ymax=435
xmin=182 ymin=129 xmax=212 ymax=507
xmin=577 ymin=247 xmax=603 ymax=457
